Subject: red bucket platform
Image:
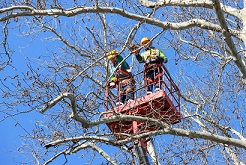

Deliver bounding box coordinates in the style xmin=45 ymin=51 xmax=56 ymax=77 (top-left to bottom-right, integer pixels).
xmin=104 ymin=90 xmax=181 ymax=140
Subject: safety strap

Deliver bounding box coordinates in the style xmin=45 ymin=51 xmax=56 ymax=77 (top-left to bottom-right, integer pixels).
xmin=154 ymin=69 xmax=164 ymax=81
xmin=120 ymin=86 xmax=135 ymax=94
xmin=145 ymin=63 xmax=162 ymax=70
xmin=144 ymin=77 xmax=154 ymax=83
xmin=119 ymin=69 xmax=132 ymax=77
xmin=121 ymin=78 xmax=132 ymax=84
xmin=125 ymin=86 xmax=134 ymax=93
xmin=119 ymin=78 xmax=135 ymax=94
xmin=144 ymin=63 xmax=163 ymax=83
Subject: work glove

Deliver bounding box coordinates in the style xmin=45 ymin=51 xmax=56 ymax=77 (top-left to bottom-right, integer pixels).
xmin=129 ymin=44 xmax=140 ymax=54
xmin=111 ymin=77 xmax=118 ymax=82
xmin=147 ymin=55 xmax=157 ymax=62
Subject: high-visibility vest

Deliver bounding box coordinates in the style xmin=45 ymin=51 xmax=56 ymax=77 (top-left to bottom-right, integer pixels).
xmin=140 ymin=47 xmax=167 ymax=64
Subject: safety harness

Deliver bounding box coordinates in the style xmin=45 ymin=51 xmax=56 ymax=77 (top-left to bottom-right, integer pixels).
xmin=115 ymin=68 xmax=135 ymax=95
xmin=143 ymin=47 xmax=164 ymax=85
xmin=144 ymin=48 xmax=160 ymax=64
xmin=144 ymin=63 xmax=163 ymax=84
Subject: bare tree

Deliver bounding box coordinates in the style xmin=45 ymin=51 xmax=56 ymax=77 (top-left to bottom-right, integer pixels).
xmin=0 ymin=0 xmax=246 ymax=164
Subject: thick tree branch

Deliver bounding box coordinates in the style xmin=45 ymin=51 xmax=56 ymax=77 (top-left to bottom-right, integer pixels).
xmin=116 ymin=126 xmax=246 ymax=150
xmin=212 ymin=0 xmax=246 ymax=83
xmin=138 ymin=0 xmax=241 ymax=19
xmin=0 ymin=6 xmax=241 ymax=40
xmin=40 ymin=92 xmax=90 ymax=128
xmin=44 ymin=136 xmax=116 ymax=148
xmin=70 ymin=142 xmax=118 ymax=165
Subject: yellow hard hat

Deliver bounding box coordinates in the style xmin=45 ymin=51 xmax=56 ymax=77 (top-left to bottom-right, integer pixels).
xmin=108 ymin=50 xmax=118 ymax=60
xmin=141 ymin=37 xmax=150 ymax=45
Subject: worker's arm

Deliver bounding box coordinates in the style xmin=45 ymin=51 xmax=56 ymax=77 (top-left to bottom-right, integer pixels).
xmin=130 ymin=44 xmax=144 ymax=63
xmin=157 ymin=49 xmax=168 ymax=63
xmin=135 ymin=53 xmax=145 ymax=63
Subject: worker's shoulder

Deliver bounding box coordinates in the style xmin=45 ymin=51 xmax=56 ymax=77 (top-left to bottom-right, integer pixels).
xmin=154 ymin=48 xmax=165 ymax=54
xmin=116 ymin=54 xmax=124 ymax=60
xmin=152 ymin=47 xmax=162 ymax=51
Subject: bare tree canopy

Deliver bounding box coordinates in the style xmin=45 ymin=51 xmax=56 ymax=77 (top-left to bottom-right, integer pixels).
xmin=0 ymin=0 xmax=246 ymax=164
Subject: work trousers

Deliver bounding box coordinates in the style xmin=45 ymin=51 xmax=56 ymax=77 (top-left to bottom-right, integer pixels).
xmin=145 ymin=66 xmax=163 ymax=92
xmin=119 ymin=78 xmax=135 ymax=103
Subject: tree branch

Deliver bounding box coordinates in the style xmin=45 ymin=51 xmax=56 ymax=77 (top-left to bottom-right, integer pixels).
xmin=117 ymin=126 xmax=246 ymax=150
xmin=138 ymin=0 xmax=242 ymax=19
xmin=40 ymin=92 xmax=90 ymax=128
xmin=70 ymin=142 xmax=118 ymax=165
xmin=43 ymin=148 xmax=69 ymax=165
xmin=0 ymin=6 xmax=241 ymax=40
xmin=212 ymin=0 xmax=246 ymax=83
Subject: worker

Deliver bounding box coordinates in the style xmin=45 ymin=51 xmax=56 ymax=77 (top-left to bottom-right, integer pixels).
xmin=108 ymin=50 xmax=135 ymax=105
xmin=131 ymin=37 xmax=168 ymax=94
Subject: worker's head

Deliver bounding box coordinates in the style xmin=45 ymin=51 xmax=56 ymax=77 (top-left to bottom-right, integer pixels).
xmin=141 ymin=37 xmax=152 ymax=48
xmin=107 ymin=50 xmax=118 ymax=61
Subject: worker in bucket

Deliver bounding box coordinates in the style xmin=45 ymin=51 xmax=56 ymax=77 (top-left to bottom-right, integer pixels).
xmin=131 ymin=37 xmax=167 ymax=94
xmin=108 ymin=50 xmax=135 ymax=105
